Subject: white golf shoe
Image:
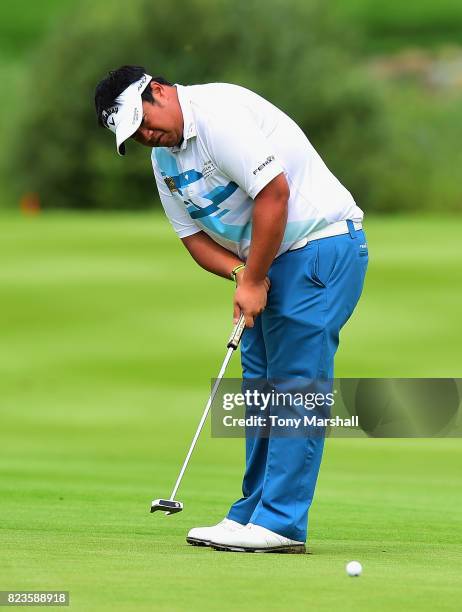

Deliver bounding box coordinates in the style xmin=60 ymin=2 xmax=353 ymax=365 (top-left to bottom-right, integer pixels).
xmin=186 ymin=518 xmax=244 ymax=547
xmin=210 ymin=523 xmax=306 ymax=554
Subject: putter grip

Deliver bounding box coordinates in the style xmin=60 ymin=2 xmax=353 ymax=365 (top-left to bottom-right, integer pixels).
xmin=227 ymin=314 xmax=246 ymax=349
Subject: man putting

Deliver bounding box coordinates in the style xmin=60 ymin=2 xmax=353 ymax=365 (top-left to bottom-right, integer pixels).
xmin=94 ymin=66 xmax=368 ymax=553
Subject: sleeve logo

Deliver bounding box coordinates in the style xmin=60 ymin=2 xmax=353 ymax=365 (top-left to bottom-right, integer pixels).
xmin=252 ymin=155 xmax=275 ymax=176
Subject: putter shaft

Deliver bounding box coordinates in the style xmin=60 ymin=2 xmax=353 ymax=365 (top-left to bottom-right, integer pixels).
xmin=168 ymin=314 xmax=246 ymax=501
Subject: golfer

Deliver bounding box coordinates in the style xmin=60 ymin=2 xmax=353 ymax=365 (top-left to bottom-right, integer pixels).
xmin=94 ymin=66 xmax=368 ymax=553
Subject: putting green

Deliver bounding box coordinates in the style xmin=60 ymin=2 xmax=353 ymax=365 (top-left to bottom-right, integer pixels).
xmin=0 ymin=213 xmax=461 ymax=611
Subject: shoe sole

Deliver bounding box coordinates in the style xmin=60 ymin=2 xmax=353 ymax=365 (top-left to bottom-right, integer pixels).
xmin=211 ymin=543 xmax=306 ymax=554
xmin=186 ymin=537 xmax=211 ymax=547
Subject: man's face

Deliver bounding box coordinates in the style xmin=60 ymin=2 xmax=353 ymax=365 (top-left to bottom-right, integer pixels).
xmin=131 ymin=82 xmax=184 ymax=148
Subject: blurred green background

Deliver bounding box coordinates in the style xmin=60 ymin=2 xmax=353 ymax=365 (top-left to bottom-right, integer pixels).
xmin=0 ymin=1 xmax=461 ymax=611
xmin=1 ymin=0 xmax=462 ymax=212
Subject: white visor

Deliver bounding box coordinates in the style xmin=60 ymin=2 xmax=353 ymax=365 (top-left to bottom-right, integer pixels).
xmin=101 ymin=73 xmax=152 ymax=156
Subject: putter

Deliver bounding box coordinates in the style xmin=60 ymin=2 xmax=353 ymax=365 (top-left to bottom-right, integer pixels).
xmin=151 ymin=314 xmax=246 ymax=515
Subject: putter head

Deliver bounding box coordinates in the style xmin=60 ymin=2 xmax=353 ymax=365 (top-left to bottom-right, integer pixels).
xmin=150 ymin=498 xmax=184 ymax=515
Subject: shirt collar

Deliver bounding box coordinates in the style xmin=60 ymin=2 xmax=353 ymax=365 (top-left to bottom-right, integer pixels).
xmin=171 ymin=84 xmax=196 ymax=153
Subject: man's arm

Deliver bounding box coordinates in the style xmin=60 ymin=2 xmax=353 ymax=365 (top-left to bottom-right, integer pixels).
xmin=243 ymin=173 xmax=289 ymax=283
xmin=182 ymin=173 xmax=289 ymax=327
xmin=233 ymin=173 xmax=289 ymax=326
xmin=181 ymin=231 xmax=243 ymax=280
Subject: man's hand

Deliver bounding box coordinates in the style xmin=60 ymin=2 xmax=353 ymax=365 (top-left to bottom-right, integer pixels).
xmin=233 ymin=272 xmax=270 ymax=327
xmin=235 ymin=267 xmax=270 ymax=291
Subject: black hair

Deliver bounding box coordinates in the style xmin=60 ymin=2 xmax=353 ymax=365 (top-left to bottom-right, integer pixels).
xmin=94 ymin=65 xmax=172 ymax=127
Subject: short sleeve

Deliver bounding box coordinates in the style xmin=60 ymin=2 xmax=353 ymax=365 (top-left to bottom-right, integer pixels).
xmin=151 ymin=155 xmax=201 ymax=239
xmin=201 ymin=107 xmax=284 ymax=199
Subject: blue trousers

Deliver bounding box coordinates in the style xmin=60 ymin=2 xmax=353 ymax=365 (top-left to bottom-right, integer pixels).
xmin=227 ymin=222 xmax=368 ymax=541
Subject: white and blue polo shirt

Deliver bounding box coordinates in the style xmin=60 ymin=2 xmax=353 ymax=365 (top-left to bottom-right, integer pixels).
xmin=152 ymin=83 xmax=363 ymax=260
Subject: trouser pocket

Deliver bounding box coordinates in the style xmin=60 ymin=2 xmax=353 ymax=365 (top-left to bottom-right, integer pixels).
xmin=306 ymin=239 xmax=338 ymax=288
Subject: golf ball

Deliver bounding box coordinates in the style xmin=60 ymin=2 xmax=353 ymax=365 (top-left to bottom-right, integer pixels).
xmin=346 ymin=561 xmax=362 ymax=577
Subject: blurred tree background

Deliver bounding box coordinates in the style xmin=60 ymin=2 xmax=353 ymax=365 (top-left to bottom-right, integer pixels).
xmin=0 ymin=0 xmax=461 ymax=213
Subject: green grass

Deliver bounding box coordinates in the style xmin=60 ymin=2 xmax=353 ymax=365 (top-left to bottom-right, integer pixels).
xmin=1 ymin=213 xmax=461 ymax=611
